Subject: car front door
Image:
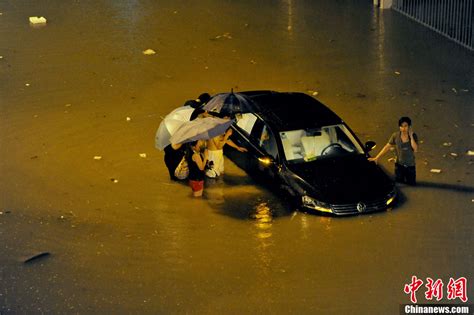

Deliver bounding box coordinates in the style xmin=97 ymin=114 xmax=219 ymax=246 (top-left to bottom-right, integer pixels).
xmin=226 ymin=113 xmax=278 ymax=176
xmin=224 ymin=113 xmax=259 ymax=171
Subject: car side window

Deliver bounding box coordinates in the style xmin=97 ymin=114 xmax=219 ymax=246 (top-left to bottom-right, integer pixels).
xmin=245 ymin=117 xmax=278 ymax=159
xmin=250 ymin=119 xmax=264 ymax=140
xmin=236 ymin=113 xmax=258 ymax=135
xmin=258 ymin=125 xmax=278 ymax=159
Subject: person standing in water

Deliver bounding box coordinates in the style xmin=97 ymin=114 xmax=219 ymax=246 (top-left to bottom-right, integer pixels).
xmin=187 ymin=140 xmax=208 ymax=197
xmin=368 ymin=116 xmax=419 ymax=185
xmin=163 ymin=108 xmax=210 ymax=181
xmin=164 ymin=143 xmax=188 ymax=181
xmin=206 ymin=128 xmax=247 ymax=178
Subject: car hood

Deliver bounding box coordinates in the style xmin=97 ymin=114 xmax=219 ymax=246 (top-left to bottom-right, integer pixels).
xmin=286 ymin=154 xmax=394 ymax=204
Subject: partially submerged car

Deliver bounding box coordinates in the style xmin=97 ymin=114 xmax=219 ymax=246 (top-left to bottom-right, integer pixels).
xmin=224 ymin=91 xmax=397 ymax=215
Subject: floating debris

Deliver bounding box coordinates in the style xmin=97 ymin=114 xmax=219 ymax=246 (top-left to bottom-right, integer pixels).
xmin=450 ymin=153 xmax=458 ymax=157
xmin=0 ymin=56 xmax=3 ymax=59
xmin=29 ymin=16 xmax=47 ymax=25
xmin=442 ymin=142 xmax=452 ymax=147
xmin=25 ymin=83 xmax=30 ymax=87
xmin=467 ymin=150 xmax=474 ymax=156
xmin=452 ymin=88 xmax=458 ymax=94
xmin=142 ymin=49 xmax=156 ymax=55
xmin=23 ymin=252 xmax=51 ymax=264
xmin=111 ymin=178 xmax=119 ymax=183
xmin=126 ymin=117 xmax=131 ymax=122
xmin=307 ymin=90 xmax=319 ymax=96
xmin=93 ymin=156 xmax=102 ymax=160
xmin=250 ymin=59 xmax=256 ymax=64
xmin=430 ymin=169 xmax=442 ymax=174
xmin=211 ymin=32 xmax=232 ymax=40
xmin=388 ymin=157 xmax=396 ymax=163
xmin=65 ymin=103 xmax=72 ymax=107
xmin=139 ymin=153 xmax=147 ymax=158
xmin=394 ymin=71 xmax=401 ymax=75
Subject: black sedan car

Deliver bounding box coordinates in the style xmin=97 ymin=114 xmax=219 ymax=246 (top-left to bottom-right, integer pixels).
xmin=224 ymin=91 xmax=397 ymax=215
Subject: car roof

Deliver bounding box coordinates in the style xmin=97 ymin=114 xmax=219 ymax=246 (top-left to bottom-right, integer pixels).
xmin=240 ymin=91 xmax=343 ymax=131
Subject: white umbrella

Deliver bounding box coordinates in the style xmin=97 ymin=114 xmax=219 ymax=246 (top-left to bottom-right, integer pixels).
xmin=169 ymin=117 xmax=233 ymax=145
xmin=155 ymin=106 xmax=195 ymax=150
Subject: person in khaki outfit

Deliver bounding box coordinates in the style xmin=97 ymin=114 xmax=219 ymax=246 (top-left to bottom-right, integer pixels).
xmin=368 ymin=116 xmax=419 ymax=185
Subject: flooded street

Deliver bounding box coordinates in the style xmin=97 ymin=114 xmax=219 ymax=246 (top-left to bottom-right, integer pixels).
xmin=1 ymin=0 xmax=473 ymax=313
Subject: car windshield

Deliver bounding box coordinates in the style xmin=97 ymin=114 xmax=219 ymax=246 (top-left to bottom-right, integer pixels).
xmin=279 ymin=124 xmax=364 ymax=163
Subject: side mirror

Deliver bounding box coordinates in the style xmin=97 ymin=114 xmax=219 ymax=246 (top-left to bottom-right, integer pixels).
xmin=365 ymin=141 xmax=377 ymax=152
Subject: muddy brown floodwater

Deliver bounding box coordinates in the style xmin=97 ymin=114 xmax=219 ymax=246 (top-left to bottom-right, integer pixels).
xmin=0 ymin=0 xmax=473 ymax=314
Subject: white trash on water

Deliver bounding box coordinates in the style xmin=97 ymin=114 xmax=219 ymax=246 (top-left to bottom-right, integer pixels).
xmin=430 ymin=169 xmax=442 ymax=173
xmin=142 ymin=49 xmax=156 ymax=55
xmin=29 ymin=16 xmax=47 ymax=25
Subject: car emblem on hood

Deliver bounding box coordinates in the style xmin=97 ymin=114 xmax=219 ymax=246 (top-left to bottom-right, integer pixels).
xmin=357 ymin=202 xmax=366 ymax=213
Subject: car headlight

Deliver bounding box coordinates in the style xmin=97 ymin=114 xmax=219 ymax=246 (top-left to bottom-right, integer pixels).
xmin=302 ymin=195 xmax=332 ymax=213
xmin=386 ymin=189 xmax=397 ymax=206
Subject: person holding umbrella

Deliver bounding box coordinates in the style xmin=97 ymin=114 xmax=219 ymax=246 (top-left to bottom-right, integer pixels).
xmin=162 ymin=108 xmax=207 ymax=181
xmin=155 ymin=92 xmax=211 ymax=181
xmin=169 ymin=116 xmax=234 ymax=196
xmin=201 ymin=91 xmax=252 ymax=177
